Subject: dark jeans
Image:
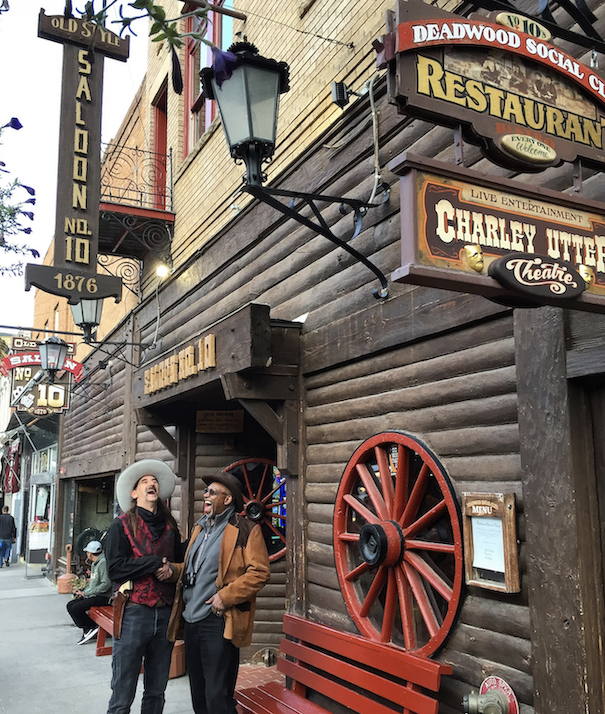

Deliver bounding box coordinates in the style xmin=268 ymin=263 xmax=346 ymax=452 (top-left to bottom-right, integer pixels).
xmin=184 ymin=615 xmax=239 ymax=714
xmin=107 ymin=603 xmax=174 ymax=714
xmin=66 ymin=594 xmax=111 ymax=631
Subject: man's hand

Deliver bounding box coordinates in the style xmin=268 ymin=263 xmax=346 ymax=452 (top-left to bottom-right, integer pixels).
xmin=74 ymin=590 xmax=85 ymax=598
xmin=206 ymin=592 xmax=225 ymax=617
xmin=155 ymin=557 xmax=173 ymax=581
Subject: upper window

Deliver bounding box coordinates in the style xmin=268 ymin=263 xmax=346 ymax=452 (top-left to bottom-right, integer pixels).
xmin=183 ymin=1 xmax=234 ymax=157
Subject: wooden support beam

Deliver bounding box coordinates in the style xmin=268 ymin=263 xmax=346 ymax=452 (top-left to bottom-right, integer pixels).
xmin=236 ymin=399 xmax=283 ymax=444
xmin=515 ymin=306 xmax=605 ymax=713
xmin=147 ymin=425 xmax=177 ymax=458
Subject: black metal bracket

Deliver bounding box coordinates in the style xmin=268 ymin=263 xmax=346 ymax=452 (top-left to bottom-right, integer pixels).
xmin=242 ymin=183 xmax=391 ymax=299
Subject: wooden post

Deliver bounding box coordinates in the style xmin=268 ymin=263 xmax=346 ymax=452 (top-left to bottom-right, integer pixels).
xmin=515 ymin=306 xmax=604 ymax=713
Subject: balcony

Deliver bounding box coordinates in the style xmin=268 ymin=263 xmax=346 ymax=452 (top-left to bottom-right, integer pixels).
xmin=98 ymin=144 xmax=175 ymax=263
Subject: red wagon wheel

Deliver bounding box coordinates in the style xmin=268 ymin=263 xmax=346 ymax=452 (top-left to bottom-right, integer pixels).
xmin=222 ymin=458 xmax=287 ymax=562
xmin=333 ymin=432 xmax=463 ymax=657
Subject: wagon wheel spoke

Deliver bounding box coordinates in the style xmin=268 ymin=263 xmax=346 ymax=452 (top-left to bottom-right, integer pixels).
xmin=338 ymin=532 xmax=360 ymax=543
xmin=403 ymin=499 xmax=447 ymax=539
xmin=381 ymin=569 xmax=398 ymax=643
xmin=342 ymin=493 xmax=380 ymax=525
xmin=255 ymin=462 xmax=271 ymax=500
xmin=241 ymin=468 xmax=254 ymax=501
xmin=405 ymin=539 xmax=456 ymax=554
xmin=264 ymin=519 xmax=287 ymax=544
xmin=402 ymin=561 xmax=440 ymax=638
xmin=375 ymin=445 xmax=395 ymax=517
xmin=395 ymin=566 xmax=417 ymax=651
xmin=404 ymin=551 xmax=453 ymax=601
xmin=355 ymin=463 xmax=388 ymax=520
xmin=393 ymin=444 xmax=409 ymax=522
xmin=359 ymin=565 xmax=387 ymax=618
xmin=344 ymin=561 xmax=370 ymax=582
xmin=400 ymin=463 xmax=430 ymax=528
xmin=261 ymin=479 xmax=286 ymax=504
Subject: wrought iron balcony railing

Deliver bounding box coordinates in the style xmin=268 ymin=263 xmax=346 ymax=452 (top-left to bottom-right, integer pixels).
xmin=100 ymin=143 xmax=173 ymax=213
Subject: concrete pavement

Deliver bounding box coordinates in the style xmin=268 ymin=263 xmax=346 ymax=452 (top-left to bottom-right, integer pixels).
xmin=0 ymin=561 xmax=192 ymax=714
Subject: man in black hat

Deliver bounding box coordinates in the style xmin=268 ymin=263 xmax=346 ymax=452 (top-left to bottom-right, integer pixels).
xmin=167 ymin=471 xmax=270 ymax=714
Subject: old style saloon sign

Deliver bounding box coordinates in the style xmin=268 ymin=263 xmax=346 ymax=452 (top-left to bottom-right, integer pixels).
xmin=378 ymin=0 xmax=605 ymax=311
xmin=25 ymin=12 xmax=126 ymax=305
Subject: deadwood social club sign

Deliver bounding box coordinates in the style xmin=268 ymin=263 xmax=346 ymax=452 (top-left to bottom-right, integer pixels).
xmin=376 ymin=0 xmax=605 ymax=170
xmin=25 ymin=12 xmax=128 ymax=304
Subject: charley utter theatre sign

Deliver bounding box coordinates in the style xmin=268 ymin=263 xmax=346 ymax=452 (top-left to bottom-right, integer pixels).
xmin=376 ymin=0 xmax=605 ymax=169
xmin=391 ymin=153 xmax=605 ymax=312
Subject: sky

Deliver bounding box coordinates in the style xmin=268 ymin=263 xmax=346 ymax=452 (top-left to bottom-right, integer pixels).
xmin=0 ymin=1 xmax=147 ymax=332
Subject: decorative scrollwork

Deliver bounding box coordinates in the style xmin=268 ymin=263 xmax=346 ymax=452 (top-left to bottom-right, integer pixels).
xmin=97 ymin=255 xmax=141 ymax=289
xmin=101 ymin=143 xmax=172 ymax=210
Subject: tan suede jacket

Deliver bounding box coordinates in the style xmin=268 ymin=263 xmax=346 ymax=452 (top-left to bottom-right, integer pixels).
xmin=167 ymin=512 xmax=270 ymax=648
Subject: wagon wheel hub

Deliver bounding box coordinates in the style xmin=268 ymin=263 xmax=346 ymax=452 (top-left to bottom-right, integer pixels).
xmin=245 ymin=499 xmax=265 ymax=523
xmin=359 ymin=521 xmax=404 ymax=568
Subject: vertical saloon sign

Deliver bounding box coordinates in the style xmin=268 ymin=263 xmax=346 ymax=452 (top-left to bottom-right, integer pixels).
xmin=25 ymin=12 xmax=127 ymax=303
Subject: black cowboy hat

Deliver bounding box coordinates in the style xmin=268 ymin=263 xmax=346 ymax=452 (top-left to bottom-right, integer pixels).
xmin=203 ymin=471 xmax=245 ymax=512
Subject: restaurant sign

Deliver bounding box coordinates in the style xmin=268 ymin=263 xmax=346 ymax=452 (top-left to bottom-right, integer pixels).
xmin=391 ymin=153 xmax=605 ymax=312
xmin=376 ymin=0 xmax=605 ymax=170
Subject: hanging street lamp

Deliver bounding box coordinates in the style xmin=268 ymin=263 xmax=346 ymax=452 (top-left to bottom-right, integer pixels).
xmin=38 ymin=336 xmax=69 ymax=383
xmin=201 ymin=43 xmax=390 ymax=299
xmin=70 ymin=299 xmax=104 ymax=344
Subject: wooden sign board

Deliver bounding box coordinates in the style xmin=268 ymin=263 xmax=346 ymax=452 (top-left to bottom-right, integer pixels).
xmin=196 ymin=410 xmax=244 ymax=433
xmin=391 ymin=153 xmax=605 ymax=313
xmin=25 ymin=11 xmax=124 ymax=304
xmin=462 ymin=492 xmax=520 ymax=592
xmin=377 ymin=0 xmax=605 ymax=171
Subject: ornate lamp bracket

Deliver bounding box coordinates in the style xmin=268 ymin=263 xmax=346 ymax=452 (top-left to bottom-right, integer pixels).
xmin=242 ymin=183 xmax=391 ymax=299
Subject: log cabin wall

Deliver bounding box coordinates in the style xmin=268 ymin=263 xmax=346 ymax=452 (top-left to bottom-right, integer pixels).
xmin=303 ymin=313 xmax=529 ymax=713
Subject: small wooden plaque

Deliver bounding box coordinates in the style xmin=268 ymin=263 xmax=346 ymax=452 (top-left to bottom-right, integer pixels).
xmin=196 ymin=409 xmax=244 ymax=433
xmin=462 ymin=492 xmax=520 ymax=593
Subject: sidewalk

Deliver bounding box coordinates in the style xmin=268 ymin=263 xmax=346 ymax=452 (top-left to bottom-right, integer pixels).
xmin=0 ymin=561 xmax=280 ymax=714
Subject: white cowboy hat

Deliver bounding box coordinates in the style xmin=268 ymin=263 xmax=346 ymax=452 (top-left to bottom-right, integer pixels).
xmin=116 ymin=459 xmax=176 ymax=513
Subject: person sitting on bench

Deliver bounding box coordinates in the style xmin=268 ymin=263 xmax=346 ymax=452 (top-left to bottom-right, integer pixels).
xmin=66 ymin=540 xmax=112 ymax=645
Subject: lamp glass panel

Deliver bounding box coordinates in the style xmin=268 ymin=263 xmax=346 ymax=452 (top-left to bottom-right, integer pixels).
xmin=40 ymin=339 xmax=68 ymax=371
xmin=71 ymin=299 xmax=103 ymax=327
xmin=212 ymin=67 xmax=250 ymax=147
xmin=246 ymin=66 xmax=280 ymax=143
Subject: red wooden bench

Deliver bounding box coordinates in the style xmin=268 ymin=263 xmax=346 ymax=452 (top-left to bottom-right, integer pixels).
xmin=88 ymin=605 xmax=185 ymax=678
xmin=236 ymin=613 xmax=452 ymax=714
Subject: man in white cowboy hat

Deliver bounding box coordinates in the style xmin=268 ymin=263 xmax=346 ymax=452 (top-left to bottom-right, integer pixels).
xmin=167 ymin=471 xmax=270 ymax=714
xmin=66 ymin=539 xmax=112 ymax=645
xmin=104 ymin=459 xmax=182 ymax=714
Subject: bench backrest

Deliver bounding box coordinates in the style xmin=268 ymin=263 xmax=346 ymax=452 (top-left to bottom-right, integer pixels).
xmin=278 ymin=614 xmax=452 ymax=714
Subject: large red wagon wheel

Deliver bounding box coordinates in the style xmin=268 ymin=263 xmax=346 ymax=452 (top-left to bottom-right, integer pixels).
xmin=222 ymin=458 xmax=286 ymax=562
xmin=334 ymin=432 xmax=463 ymax=657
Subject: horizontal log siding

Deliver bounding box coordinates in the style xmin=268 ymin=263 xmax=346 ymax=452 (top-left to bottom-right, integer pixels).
xmin=303 ymin=314 xmax=533 ymax=710
xmin=62 ymin=348 xmax=128 ymax=475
